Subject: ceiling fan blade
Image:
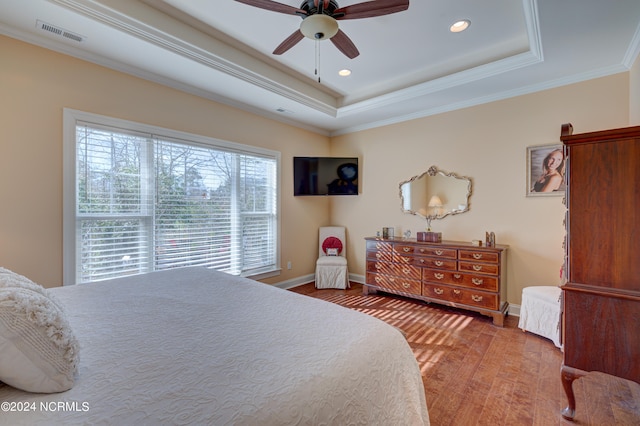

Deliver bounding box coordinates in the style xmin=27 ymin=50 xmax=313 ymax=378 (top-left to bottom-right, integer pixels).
xmin=334 ymin=0 xmax=409 ymax=20
xmin=234 ymin=0 xmax=306 ymax=16
xmin=330 ymin=29 xmax=360 ymax=59
xmin=273 ymin=30 xmax=305 ymax=55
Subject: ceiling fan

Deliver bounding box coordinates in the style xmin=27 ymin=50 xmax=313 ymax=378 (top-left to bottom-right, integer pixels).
xmin=235 ymin=0 xmax=410 ymax=59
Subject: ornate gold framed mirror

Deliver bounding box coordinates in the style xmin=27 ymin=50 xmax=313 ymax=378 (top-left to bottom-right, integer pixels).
xmin=399 ymin=166 xmax=472 ymax=228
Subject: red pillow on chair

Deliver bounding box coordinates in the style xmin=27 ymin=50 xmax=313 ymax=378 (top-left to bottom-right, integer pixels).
xmin=322 ymin=237 xmax=343 ymax=255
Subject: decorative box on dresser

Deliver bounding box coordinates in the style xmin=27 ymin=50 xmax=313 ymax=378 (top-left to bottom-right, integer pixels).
xmin=364 ymin=237 xmax=508 ymax=326
xmin=560 ymin=124 xmax=640 ymax=420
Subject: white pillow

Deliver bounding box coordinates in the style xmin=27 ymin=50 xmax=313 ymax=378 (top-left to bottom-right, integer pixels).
xmin=0 ymin=268 xmax=79 ymax=393
xmin=0 ymin=267 xmax=50 ymax=294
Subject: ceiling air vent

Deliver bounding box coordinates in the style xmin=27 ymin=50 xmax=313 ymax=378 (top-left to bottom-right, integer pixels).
xmin=36 ymin=20 xmax=85 ymax=43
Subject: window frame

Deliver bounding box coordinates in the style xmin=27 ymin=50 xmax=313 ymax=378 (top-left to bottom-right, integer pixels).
xmin=63 ymin=109 xmax=281 ymax=285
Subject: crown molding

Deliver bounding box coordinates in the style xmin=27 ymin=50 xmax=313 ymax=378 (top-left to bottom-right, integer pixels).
xmin=332 ymin=63 xmax=629 ymax=136
xmin=337 ymin=0 xmax=543 ymax=117
xmin=49 ymin=0 xmax=547 ymax=122
xmin=5 ymin=0 xmax=634 ymax=137
xmin=623 ymin=19 xmax=640 ymax=68
xmin=50 ymin=0 xmax=339 ymax=116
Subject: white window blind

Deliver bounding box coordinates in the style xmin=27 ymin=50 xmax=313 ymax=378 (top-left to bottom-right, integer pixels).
xmin=66 ymin=111 xmax=279 ymax=284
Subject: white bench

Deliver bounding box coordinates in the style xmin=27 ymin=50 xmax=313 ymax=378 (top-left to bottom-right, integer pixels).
xmin=518 ymin=286 xmax=562 ymax=348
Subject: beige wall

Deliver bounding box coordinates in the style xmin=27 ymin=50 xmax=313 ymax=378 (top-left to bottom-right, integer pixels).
xmin=1 ymin=35 xmax=634 ymax=308
xmin=0 ymin=35 xmax=330 ymax=287
xmin=630 ymin=54 xmax=640 ymax=125
xmin=331 ymin=73 xmax=630 ymax=305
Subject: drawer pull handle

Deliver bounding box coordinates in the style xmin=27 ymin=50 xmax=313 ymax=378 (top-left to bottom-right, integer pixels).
xmin=403 ymin=247 xmax=411 ymax=252
xmin=401 ymin=257 xmax=410 ymax=263
xmin=434 ymin=288 xmax=444 ymax=295
xmin=375 ymin=263 xmax=383 ymax=269
xmin=402 ymin=267 xmax=411 ymax=274
xmin=471 ymin=295 xmax=483 ymax=302
xmin=454 ymin=274 xmax=461 ymax=279
xmin=434 ymin=273 xmax=444 ymax=280
xmin=472 ymin=278 xmax=484 ymax=285
xmin=419 ymin=248 xmax=426 ymax=253
xmin=402 ymin=282 xmax=411 ymax=289
xmin=375 ymin=276 xmax=382 ymax=283
xmin=419 ymin=259 xmax=426 ymax=264
xmin=376 ymin=253 xmax=382 ymax=259
xmin=434 ymin=260 xmax=444 ymax=266
xmin=473 ymin=265 xmax=483 ymax=271
xmin=435 ymin=250 xmax=444 ymax=255
xmin=453 ymin=289 xmax=461 ymax=295
xmin=472 ymin=253 xmax=483 ymax=259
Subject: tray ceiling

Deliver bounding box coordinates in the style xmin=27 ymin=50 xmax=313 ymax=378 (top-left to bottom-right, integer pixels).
xmin=1 ymin=0 xmax=639 ymax=135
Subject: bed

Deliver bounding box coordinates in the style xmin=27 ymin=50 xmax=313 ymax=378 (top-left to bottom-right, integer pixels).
xmin=0 ymin=267 xmax=429 ymax=425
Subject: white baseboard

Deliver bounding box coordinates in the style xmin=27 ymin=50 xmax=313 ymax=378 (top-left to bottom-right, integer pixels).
xmin=273 ymin=274 xmax=315 ymax=290
xmin=349 ymin=273 xmax=365 ymax=284
xmin=275 ymin=273 xmax=365 ymax=290
xmin=509 ymin=304 xmax=521 ymax=317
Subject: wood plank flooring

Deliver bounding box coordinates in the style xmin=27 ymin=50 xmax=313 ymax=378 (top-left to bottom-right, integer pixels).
xmin=290 ymin=283 xmax=640 ymax=426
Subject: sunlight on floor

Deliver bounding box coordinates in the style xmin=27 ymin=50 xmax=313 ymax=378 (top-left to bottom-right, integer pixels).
xmin=315 ymin=291 xmax=480 ymax=376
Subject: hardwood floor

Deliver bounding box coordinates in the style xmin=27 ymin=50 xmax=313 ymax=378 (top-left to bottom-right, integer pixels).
xmin=290 ymin=283 xmax=640 ymax=426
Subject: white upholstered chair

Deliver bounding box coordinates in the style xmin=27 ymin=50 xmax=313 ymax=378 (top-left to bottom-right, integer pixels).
xmin=315 ymin=226 xmax=349 ymax=289
xmin=518 ymin=286 xmax=562 ymax=348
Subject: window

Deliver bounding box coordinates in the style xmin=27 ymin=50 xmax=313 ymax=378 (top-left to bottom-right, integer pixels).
xmin=63 ymin=110 xmax=279 ymax=284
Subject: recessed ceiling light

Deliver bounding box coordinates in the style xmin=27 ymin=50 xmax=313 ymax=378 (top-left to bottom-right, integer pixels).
xmin=338 ymin=69 xmax=352 ymax=77
xmin=450 ymin=19 xmax=470 ymax=33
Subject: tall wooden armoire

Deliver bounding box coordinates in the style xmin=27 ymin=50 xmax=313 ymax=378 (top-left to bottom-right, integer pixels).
xmin=559 ymin=124 xmax=640 ymax=420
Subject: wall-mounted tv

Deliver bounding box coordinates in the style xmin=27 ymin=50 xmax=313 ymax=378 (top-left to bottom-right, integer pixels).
xmin=294 ymin=157 xmax=359 ymax=196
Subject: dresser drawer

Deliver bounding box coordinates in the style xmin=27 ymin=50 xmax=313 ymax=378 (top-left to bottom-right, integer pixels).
xmin=366 ymin=249 xmax=394 ymax=262
xmin=422 ymin=283 xmax=498 ymax=310
xmin=395 ymin=244 xmax=457 ymax=259
xmin=366 ymin=272 xmax=422 ymax=296
xmin=366 ymin=260 xmax=396 ymax=276
xmin=391 ymin=262 xmax=421 ymax=280
xmin=366 ymin=239 xmax=394 ymax=252
xmin=422 ymin=269 xmax=498 ymax=292
xmin=397 ymin=254 xmax=457 ymax=270
xmin=459 ymin=250 xmax=499 ymax=263
xmin=367 ymin=258 xmax=421 ymax=280
xmin=458 ymin=261 xmax=499 ymax=275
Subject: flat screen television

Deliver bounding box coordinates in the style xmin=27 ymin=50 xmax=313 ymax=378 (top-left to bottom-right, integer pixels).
xmin=293 ymin=157 xmax=359 ymax=196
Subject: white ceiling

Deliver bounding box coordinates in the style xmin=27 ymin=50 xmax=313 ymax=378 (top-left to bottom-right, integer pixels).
xmin=1 ymin=0 xmax=640 ymax=136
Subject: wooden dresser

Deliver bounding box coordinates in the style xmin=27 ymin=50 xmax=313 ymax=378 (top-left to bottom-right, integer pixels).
xmin=364 ymin=237 xmax=508 ymax=326
xmin=560 ymin=125 xmax=640 ymax=420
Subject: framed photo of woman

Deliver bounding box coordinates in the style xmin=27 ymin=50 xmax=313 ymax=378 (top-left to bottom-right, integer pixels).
xmin=527 ymin=144 xmax=566 ymax=197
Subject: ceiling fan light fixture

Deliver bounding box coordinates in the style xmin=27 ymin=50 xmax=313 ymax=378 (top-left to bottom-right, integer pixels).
xmin=300 ymin=14 xmax=339 ymax=40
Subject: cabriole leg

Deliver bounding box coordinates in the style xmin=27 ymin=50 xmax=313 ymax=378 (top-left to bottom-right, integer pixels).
xmin=560 ymin=365 xmax=585 ymax=420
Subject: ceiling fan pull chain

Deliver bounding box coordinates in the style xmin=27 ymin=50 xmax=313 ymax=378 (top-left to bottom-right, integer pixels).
xmin=315 ymin=39 xmax=321 ymax=83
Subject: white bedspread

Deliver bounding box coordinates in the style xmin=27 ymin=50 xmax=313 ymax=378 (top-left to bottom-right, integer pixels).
xmin=0 ymin=267 xmax=429 ymax=425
